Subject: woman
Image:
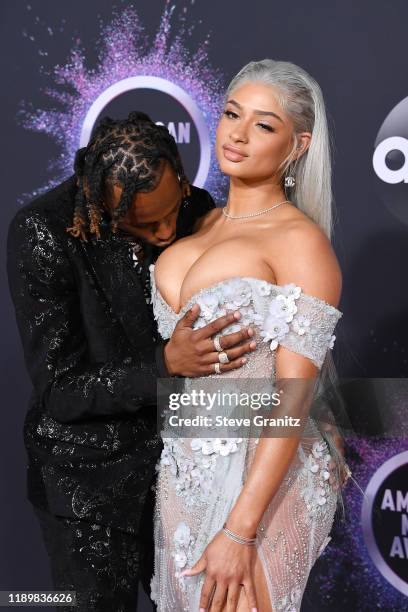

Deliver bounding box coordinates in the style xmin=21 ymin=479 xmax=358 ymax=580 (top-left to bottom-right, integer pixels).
xmin=150 ymin=59 xmax=347 ymax=612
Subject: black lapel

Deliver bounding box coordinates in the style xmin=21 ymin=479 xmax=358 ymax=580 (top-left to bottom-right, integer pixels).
xmin=82 ymin=229 xmax=155 ymax=349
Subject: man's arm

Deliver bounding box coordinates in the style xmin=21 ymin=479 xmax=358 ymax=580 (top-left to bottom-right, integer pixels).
xmin=7 ymin=209 xmax=162 ymax=424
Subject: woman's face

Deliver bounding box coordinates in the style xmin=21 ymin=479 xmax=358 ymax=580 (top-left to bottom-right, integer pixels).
xmin=216 ymin=81 xmax=310 ymax=183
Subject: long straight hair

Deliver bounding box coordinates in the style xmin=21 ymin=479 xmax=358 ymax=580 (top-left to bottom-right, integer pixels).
xmin=227 ymin=61 xmax=352 ymax=511
xmin=226 ymin=59 xmax=334 ymax=238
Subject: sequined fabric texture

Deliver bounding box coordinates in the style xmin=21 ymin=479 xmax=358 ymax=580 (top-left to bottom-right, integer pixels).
xmin=7 ymin=175 xmax=215 ymax=607
xmin=7 ymin=177 xmax=166 ymax=531
xmin=150 ymin=267 xmax=347 ymax=612
xmin=34 ymin=491 xmax=155 ymax=612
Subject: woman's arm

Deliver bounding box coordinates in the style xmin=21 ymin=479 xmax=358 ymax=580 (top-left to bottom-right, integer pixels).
xmin=226 ymin=223 xmax=342 ymax=535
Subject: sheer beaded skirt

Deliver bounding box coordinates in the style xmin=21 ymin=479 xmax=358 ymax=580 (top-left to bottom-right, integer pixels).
xmin=149 ymin=268 xmax=344 ymax=611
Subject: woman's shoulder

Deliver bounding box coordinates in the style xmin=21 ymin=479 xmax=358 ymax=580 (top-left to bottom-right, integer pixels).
xmin=260 ymin=204 xmax=332 ymax=254
xmin=261 ymin=205 xmax=342 ymax=307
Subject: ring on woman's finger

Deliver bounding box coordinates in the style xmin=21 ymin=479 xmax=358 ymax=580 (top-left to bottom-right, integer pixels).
xmin=218 ymin=351 xmax=230 ymax=365
xmin=214 ymin=362 xmax=221 ymax=374
xmin=213 ymin=334 xmax=223 ymax=352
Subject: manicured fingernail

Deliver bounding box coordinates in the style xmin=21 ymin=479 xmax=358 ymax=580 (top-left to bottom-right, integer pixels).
xmin=252 ymin=608 xmax=258 ymax=612
xmin=250 ymin=341 xmax=256 ymax=349
xmin=241 ymin=357 xmax=247 ymax=364
xmin=247 ymin=327 xmax=254 ymax=336
xmin=200 ymin=608 xmax=206 ymax=612
xmin=234 ymin=311 xmax=241 ymax=319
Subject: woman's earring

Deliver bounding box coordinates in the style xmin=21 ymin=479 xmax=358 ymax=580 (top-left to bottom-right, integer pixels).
xmin=284 ymin=150 xmax=301 ymax=188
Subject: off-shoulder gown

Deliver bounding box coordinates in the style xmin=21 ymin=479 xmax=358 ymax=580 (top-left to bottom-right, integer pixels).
xmin=149 ymin=266 xmax=344 ymax=612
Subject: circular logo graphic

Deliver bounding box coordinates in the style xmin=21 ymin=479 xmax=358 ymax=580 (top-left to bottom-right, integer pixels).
xmin=79 ymin=76 xmax=211 ymax=187
xmin=361 ymin=450 xmax=408 ymax=595
xmin=373 ymin=96 xmax=408 ymax=225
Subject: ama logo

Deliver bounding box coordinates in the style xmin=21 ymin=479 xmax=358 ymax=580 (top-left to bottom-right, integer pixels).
xmin=80 ymin=75 xmax=211 ymax=188
xmin=20 ymin=5 xmax=227 ymax=201
xmin=361 ymin=450 xmax=408 ymax=596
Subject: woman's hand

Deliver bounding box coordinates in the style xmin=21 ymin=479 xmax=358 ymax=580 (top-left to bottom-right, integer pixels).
xmin=180 ymin=530 xmax=258 ymax=612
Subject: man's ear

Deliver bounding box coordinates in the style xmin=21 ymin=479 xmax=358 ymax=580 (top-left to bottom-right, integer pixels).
xmin=181 ymin=181 xmax=191 ymax=198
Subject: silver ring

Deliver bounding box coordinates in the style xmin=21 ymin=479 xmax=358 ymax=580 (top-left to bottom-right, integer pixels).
xmin=213 ymin=335 xmax=223 ymax=352
xmin=214 ymin=362 xmax=221 ymax=374
xmin=218 ymin=351 xmax=230 ymax=365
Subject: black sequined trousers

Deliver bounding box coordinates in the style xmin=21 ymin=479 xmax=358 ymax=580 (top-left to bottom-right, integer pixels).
xmin=35 ymin=482 xmax=157 ymax=612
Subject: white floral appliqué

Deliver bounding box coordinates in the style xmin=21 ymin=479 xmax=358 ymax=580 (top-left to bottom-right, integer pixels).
xmin=173 ymin=521 xmax=195 ymax=580
xmin=292 ymin=315 xmax=311 ymax=336
xmin=328 ymin=334 xmax=336 ymax=349
xmin=196 ymin=292 xmax=220 ymax=320
xmin=223 ymin=279 xmax=252 ymax=309
xmin=299 ymin=441 xmax=333 ymax=516
xmin=191 ymin=437 xmax=243 ymax=457
xmin=160 ymin=435 xmax=243 ymax=509
xmin=261 ymin=316 xmax=290 ymax=351
xmin=260 ymin=284 xmax=301 ymax=351
xmin=276 ymin=585 xmax=303 ymax=612
xmin=268 ymin=294 xmax=298 ymax=323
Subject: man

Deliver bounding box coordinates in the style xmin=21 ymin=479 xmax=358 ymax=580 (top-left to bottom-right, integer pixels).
xmin=7 ymin=112 xmax=254 ymax=611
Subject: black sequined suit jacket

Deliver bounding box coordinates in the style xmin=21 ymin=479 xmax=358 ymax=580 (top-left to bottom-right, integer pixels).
xmin=7 ymin=176 xmax=214 ymax=534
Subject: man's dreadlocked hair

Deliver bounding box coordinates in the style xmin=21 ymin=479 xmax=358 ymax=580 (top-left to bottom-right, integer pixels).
xmin=67 ymin=111 xmax=191 ymax=241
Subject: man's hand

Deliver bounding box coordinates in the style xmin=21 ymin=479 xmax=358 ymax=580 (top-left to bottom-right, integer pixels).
xmin=163 ymin=304 xmax=256 ymax=377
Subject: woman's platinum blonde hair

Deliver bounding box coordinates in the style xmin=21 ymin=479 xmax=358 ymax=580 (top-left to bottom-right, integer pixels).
xmin=227 ymin=63 xmax=352 ymax=501
xmin=226 ymin=59 xmax=334 ymax=238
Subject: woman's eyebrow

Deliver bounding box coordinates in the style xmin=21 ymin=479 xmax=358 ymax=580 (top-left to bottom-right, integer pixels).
xmin=226 ymin=98 xmax=284 ymax=123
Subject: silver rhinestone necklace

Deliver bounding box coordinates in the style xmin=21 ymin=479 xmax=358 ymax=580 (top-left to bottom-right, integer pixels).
xmin=222 ymin=200 xmax=290 ymax=220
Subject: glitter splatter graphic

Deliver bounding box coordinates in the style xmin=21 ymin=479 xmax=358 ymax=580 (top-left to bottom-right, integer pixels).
xmin=19 ymin=2 xmax=228 ymax=201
